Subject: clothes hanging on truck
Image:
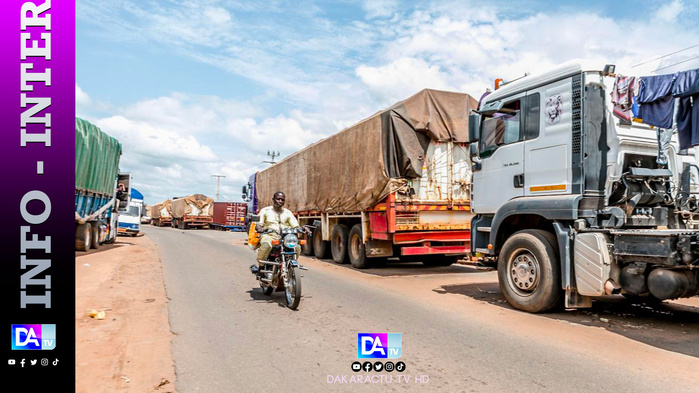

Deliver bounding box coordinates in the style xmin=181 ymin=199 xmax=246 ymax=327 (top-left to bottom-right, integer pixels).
xmin=611 ymin=75 xmax=636 ymax=122
xmin=672 ymin=69 xmax=699 ymax=150
xmin=676 ymin=95 xmax=698 ymax=150
xmin=637 ymin=73 xmax=676 ymax=129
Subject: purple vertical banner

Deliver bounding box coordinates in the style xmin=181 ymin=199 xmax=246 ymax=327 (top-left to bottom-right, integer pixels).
xmin=0 ymin=0 xmax=75 ymax=390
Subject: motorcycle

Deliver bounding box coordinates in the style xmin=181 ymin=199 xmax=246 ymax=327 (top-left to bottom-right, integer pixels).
xmin=250 ymin=226 xmax=309 ymax=310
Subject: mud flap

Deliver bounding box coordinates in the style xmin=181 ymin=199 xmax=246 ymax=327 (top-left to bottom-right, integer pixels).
xmin=565 ymin=289 xmax=592 ymax=308
xmin=365 ymin=240 xmax=393 ymax=258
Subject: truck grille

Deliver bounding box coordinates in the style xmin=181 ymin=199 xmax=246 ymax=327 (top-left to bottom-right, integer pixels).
xmin=571 ymin=74 xmax=582 ymax=155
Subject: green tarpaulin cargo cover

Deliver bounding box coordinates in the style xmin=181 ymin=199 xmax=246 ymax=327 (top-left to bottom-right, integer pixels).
xmin=255 ymin=89 xmax=479 ymax=213
xmin=75 ymin=118 xmax=122 ymax=196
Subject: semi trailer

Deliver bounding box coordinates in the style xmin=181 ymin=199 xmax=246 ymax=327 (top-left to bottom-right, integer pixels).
xmin=74 ymin=118 xmax=124 ymax=251
xmin=171 ymin=194 xmax=214 ymax=229
xmin=246 ymin=89 xmax=480 ymax=268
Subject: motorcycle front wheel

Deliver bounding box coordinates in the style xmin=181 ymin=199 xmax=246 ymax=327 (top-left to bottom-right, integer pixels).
xmin=285 ymin=266 xmax=302 ymax=310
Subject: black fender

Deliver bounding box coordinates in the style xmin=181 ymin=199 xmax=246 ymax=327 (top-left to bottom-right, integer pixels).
xmin=489 ymin=194 xmax=581 ymax=252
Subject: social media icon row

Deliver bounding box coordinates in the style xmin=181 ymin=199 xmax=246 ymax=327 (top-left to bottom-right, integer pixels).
xmin=8 ymin=358 xmax=57 ymax=367
xmin=352 ymin=361 xmax=405 ymax=373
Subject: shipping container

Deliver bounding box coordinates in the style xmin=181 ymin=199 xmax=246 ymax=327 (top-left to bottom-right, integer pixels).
xmin=211 ymin=202 xmax=247 ymax=231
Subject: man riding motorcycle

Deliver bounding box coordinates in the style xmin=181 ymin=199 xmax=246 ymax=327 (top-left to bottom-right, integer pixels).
xmin=250 ymin=191 xmax=309 ymax=276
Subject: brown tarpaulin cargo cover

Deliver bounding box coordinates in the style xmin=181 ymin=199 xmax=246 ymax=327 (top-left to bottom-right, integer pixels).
xmin=256 ymin=89 xmax=478 ymax=213
xmin=171 ymin=194 xmax=214 ymax=218
xmin=151 ymin=200 xmax=172 ymax=219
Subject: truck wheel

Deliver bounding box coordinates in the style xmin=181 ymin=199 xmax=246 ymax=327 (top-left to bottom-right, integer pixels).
xmin=75 ymin=223 xmax=91 ymax=251
xmin=497 ymin=229 xmax=562 ymax=313
xmin=313 ymin=226 xmax=330 ymax=259
xmin=301 ymin=233 xmax=314 ymax=256
xmin=348 ymin=224 xmax=371 ymax=269
xmin=331 ymin=224 xmax=350 ymax=264
xmin=90 ymin=223 xmax=100 ymax=249
xmin=422 ymin=255 xmax=460 ymax=267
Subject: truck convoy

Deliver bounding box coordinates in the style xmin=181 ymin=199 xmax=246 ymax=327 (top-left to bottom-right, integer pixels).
xmin=245 ymin=65 xmax=699 ymax=312
xmin=247 ymin=89 xmax=479 ymax=269
xmin=171 ymin=194 xmax=214 ymax=229
xmin=74 ymin=118 xmax=123 ymax=251
xmin=468 ymin=62 xmax=699 ymax=312
xmin=117 ymin=183 xmax=143 ymax=236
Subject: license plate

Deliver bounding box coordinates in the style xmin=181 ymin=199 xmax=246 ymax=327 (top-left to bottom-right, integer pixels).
xmin=118 ymin=228 xmax=126 ymax=233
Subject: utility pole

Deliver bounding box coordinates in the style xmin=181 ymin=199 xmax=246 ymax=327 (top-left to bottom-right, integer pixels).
xmin=263 ymin=150 xmax=280 ymax=164
xmin=212 ymin=175 xmax=225 ymax=202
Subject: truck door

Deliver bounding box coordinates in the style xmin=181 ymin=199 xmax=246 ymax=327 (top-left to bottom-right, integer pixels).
xmin=523 ymin=78 xmax=573 ymax=196
xmin=472 ymin=93 xmax=526 ymax=214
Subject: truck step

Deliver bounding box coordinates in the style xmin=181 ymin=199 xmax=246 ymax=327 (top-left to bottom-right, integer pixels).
xmin=476 ymin=226 xmax=491 ymax=232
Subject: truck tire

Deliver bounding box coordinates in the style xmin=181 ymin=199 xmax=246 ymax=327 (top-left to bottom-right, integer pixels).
xmin=422 ymin=255 xmax=460 ymax=267
xmin=90 ymin=223 xmax=100 ymax=249
xmin=497 ymin=229 xmax=562 ymax=313
xmin=301 ymin=233 xmax=314 ymax=256
xmin=348 ymin=224 xmax=371 ymax=269
xmin=75 ymin=222 xmax=91 ymax=251
xmin=313 ymin=226 xmax=330 ymax=259
xmin=331 ymin=224 xmax=350 ymax=264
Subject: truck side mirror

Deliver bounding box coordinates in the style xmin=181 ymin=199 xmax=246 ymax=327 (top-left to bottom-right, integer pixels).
xmin=469 ymin=113 xmax=481 ymax=142
xmin=469 ymin=143 xmax=479 ymax=158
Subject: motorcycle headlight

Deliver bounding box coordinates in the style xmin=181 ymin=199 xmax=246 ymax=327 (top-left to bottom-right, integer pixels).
xmin=283 ymin=234 xmax=299 ymax=248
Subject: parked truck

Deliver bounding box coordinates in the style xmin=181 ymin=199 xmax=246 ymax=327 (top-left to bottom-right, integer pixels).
xmin=171 ymin=194 xmax=214 ymax=229
xmin=246 ymin=89 xmax=479 ymax=268
xmin=74 ymin=118 xmax=123 ymax=251
xmin=468 ymin=62 xmax=699 ymax=312
xmin=150 ymin=200 xmax=173 ymax=227
xmin=117 ymin=184 xmax=143 ymax=236
xmin=211 ymin=202 xmax=247 ymax=231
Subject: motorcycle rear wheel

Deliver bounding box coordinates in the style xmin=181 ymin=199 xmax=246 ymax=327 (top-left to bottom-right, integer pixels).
xmin=285 ymin=266 xmax=302 ymax=310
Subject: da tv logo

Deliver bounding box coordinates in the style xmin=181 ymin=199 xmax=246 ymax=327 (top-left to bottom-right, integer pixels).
xmin=11 ymin=325 xmax=56 ymax=350
xmin=357 ymin=333 xmax=401 ymax=359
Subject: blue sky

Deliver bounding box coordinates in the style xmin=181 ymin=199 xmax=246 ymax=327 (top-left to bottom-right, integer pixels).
xmin=76 ymin=0 xmax=699 ymax=205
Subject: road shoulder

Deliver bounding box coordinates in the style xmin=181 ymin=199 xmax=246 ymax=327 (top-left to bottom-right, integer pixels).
xmin=76 ymin=234 xmax=177 ymax=393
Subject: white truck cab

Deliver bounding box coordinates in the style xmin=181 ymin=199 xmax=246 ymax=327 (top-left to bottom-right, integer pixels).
xmin=469 ymin=62 xmax=699 ymax=312
xmin=117 ymin=182 xmax=143 ymax=236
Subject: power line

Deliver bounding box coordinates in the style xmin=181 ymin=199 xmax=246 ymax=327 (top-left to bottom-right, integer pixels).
xmin=652 ymin=54 xmax=699 ymax=72
xmin=631 ymin=43 xmax=699 ymax=68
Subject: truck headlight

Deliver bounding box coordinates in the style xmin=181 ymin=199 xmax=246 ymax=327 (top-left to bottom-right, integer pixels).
xmin=283 ymin=234 xmax=299 ymax=248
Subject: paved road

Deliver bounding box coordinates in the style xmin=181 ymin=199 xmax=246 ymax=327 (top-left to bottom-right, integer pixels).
xmin=144 ymin=225 xmax=699 ymax=392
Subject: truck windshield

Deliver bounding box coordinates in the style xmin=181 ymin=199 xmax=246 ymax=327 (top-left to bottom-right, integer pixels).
xmin=480 ymin=102 xmax=521 ymax=158
xmin=120 ymin=205 xmax=140 ymax=216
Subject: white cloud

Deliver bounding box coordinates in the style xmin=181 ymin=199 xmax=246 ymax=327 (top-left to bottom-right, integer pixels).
xmin=76 ymin=84 xmax=91 ymax=106
xmin=657 ymin=0 xmax=684 ymax=23
xmin=95 ymin=115 xmax=217 ymax=164
xmin=362 ymin=0 xmax=399 ymax=19
xmin=356 ymin=57 xmax=454 ymax=104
